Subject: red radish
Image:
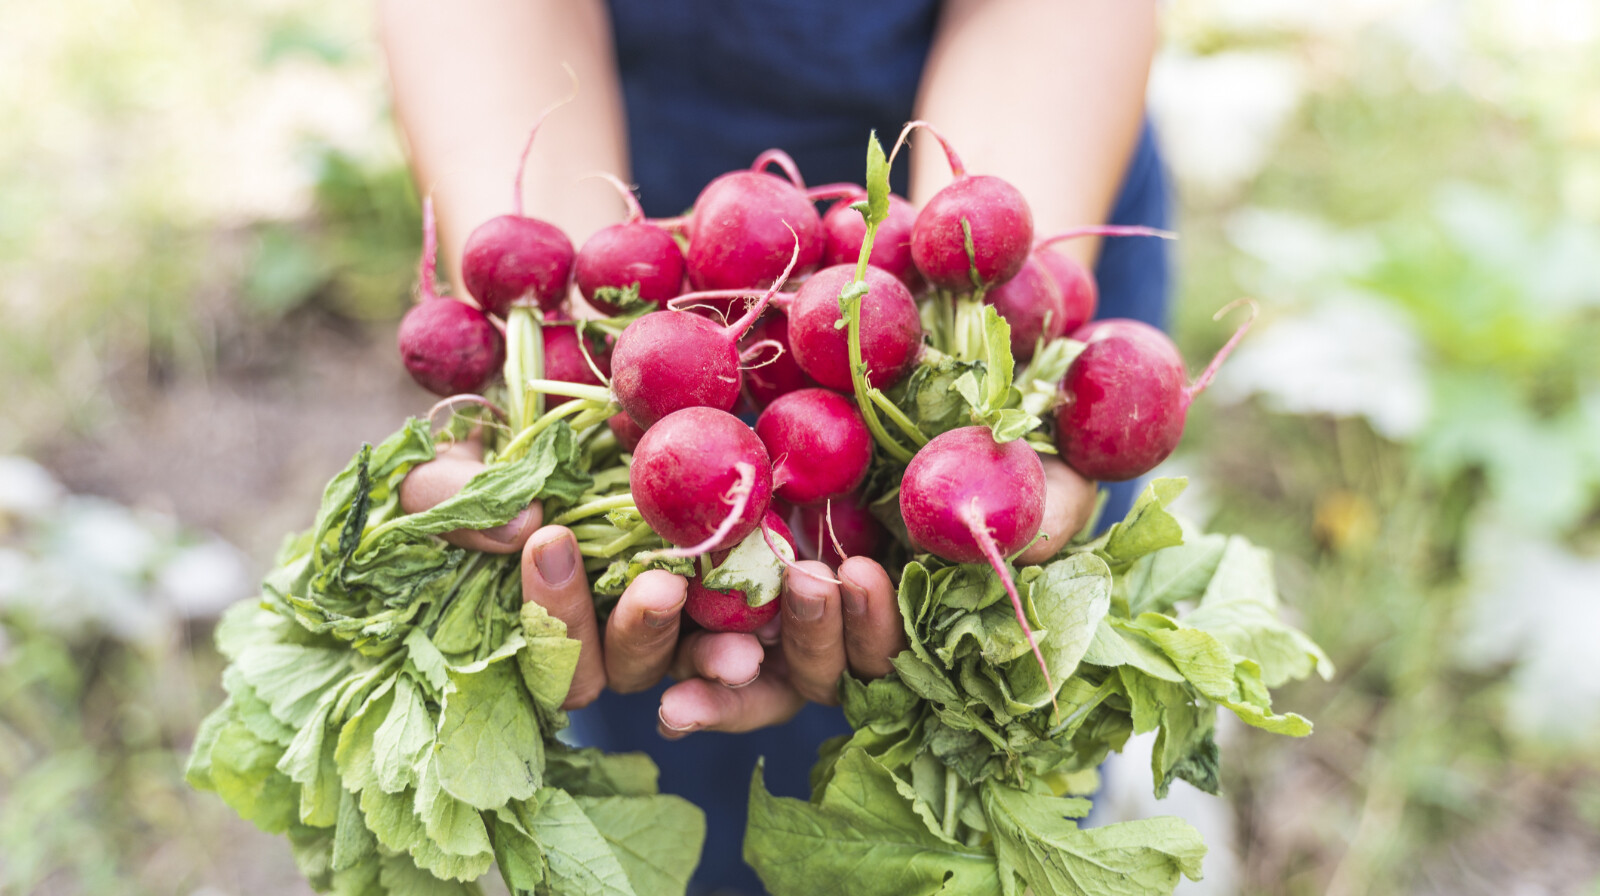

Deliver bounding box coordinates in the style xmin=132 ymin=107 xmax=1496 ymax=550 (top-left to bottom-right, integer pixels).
xmin=685 ymin=510 xmax=796 ymax=633
xmin=822 ymin=190 xmax=922 ymax=291
xmin=1055 ymin=304 xmax=1254 ymax=482
xmin=740 ymin=309 xmax=819 ymax=409
xmin=607 ymin=412 xmax=645 ymax=451
xmin=397 ymin=198 xmax=504 ymax=396
xmin=788 ymin=264 xmax=922 ymax=392
xmin=575 ymin=173 xmax=685 ymax=315
xmin=895 ymin=121 xmax=1033 ymax=293
xmin=1033 ymin=249 xmax=1098 ymax=336
xmin=1033 ymin=226 xmax=1176 ymax=335
xmin=791 ymin=497 xmax=886 ymax=567
xmin=461 ymin=115 xmax=576 ymax=317
xmin=755 ymin=389 xmax=873 ymax=506
xmin=900 ymin=425 xmax=1051 ymax=697
xmin=685 ymin=151 xmax=825 ymax=293
xmin=609 ymin=241 xmax=798 ymax=429
xmin=983 ymin=255 xmax=1067 ymax=361
xmin=540 ymin=323 xmax=610 ymax=409
xmin=630 ymin=407 xmax=773 ymax=553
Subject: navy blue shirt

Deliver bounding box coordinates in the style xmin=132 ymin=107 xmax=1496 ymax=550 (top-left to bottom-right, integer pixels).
xmin=581 ymin=4 xmax=1174 ymax=893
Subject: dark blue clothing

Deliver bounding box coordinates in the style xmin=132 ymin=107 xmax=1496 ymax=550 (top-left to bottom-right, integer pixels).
xmin=580 ymin=4 xmax=1174 ymax=893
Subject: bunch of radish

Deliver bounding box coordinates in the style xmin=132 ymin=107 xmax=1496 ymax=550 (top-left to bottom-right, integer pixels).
xmin=395 ymin=120 xmax=1251 ymax=652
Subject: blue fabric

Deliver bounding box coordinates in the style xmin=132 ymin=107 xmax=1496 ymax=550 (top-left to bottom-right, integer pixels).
xmin=579 ymin=4 xmax=1174 ymax=893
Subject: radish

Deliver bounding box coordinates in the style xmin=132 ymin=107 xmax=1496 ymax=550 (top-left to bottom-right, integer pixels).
xmin=787 ymin=264 xmax=922 ymax=392
xmin=574 ymin=173 xmax=685 ymax=315
xmin=983 ymin=254 xmax=1067 ymax=361
xmin=1032 ymin=226 xmax=1176 ymax=335
xmin=685 ymin=150 xmax=824 ymax=293
xmin=740 ymin=309 xmax=819 ymax=409
xmin=540 ymin=322 xmax=610 ymax=409
xmin=822 ymin=189 xmax=922 ymax=292
xmin=397 ymin=198 xmax=504 ymax=396
xmin=607 ymin=412 xmax=645 ymax=452
xmin=629 ymin=406 xmax=774 ymax=553
xmin=684 ymin=510 xmax=796 ymax=633
xmin=790 ymin=496 xmax=886 ymax=567
xmin=1055 ymin=304 xmax=1255 ymax=482
xmin=894 ymin=121 xmax=1033 ymax=293
xmin=754 ymin=388 xmax=872 ymax=506
xmin=608 ymin=241 xmax=798 ymax=429
xmin=899 ymin=425 xmax=1052 ymax=697
xmin=461 ymin=115 xmax=576 ymax=317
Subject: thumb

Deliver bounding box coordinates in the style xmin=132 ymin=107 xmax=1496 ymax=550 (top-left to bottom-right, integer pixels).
xmin=522 ymin=526 xmax=606 ymax=708
xmin=1015 ymin=456 xmax=1097 ymax=566
xmin=398 ymin=436 xmax=542 ymax=553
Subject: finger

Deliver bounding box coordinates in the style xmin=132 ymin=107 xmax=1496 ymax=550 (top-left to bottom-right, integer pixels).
xmin=521 ymin=526 xmax=605 ymax=708
xmin=837 ymin=556 xmax=905 ymax=679
xmin=668 ymin=630 xmax=765 ymax=689
xmin=400 ymin=438 xmax=540 ymax=553
xmin=779 ymin=560 xmax=846 ymax=705
xmin=656 ymin=676 xmax=806 ymax=738
xmin=602 ymin=570 xmax=688 ymax=694
xmin=1015 ymin=456 xmax=1098 ymax=566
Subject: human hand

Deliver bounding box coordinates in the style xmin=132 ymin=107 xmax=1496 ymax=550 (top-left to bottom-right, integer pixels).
xmin=1015 ymin=455 xmax=1099 ymax=566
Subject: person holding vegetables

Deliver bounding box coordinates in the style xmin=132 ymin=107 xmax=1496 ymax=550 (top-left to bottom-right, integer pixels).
xmin=378 ymin=0 xmax=1168 ymax=892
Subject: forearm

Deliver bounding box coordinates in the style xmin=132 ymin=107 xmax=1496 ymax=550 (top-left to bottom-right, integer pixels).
xmin=909 ymin=0 xmax=1157 ymax=268
xmin=377 ymin=0 xmax=629 ymax=285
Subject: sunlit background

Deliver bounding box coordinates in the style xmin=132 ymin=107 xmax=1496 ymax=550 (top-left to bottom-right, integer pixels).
xmin=2 ymin=1 xmax=1598 ymax=893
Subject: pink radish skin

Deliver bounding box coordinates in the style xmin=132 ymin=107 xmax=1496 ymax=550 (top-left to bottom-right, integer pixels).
xmin=1055 ymin=308 xmax=1253 ymax=482
xmin=899 ymin=425 xmax=1052 ymax=699
xmin=894 ymin=121 xmax=1032 ymax=293
xmin=1033 ymin=249 xmax=1099 ymax=336
xmin=686 ymin=159 xmax=824 ymax=292
xmin=822 ymin=191 xmax=923 ymax=292
xmin=754 ymin=388 xmax=873 ymax=506
xmin=610 ymin=244 xmax=798 ymax=429
xmin=397 ymin=198 xmax=504 ymax=396
xmin=791 ymin=497 xmax=886 ymax=567
xmin=608 ymin=412 xmax=645 ymax=452
xmin=984 ymin=254 xmax=1068 ymax=361
xmin=575 ymin=174 xmax=685 ymax=314
xmin=685 ymin=510 xmax=796 ymax=633
xmin=630 ymin=406 xmax=774 ymax=552
xmin=541 ymin=324 xmax=610 ymax=409
xmin=788 ymin=264 xmax=923 ymax=392
xmin=740 ymin=310 xmax=819 ymax=409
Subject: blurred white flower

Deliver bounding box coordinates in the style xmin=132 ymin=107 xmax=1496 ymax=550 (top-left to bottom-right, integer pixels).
xmin=0 ymin=456 xmax=66 ymax=518
xmin=1149 ymin=51 xmax=1305 ymax=196
xmin=1457 ymin=519 xmax=1600 ymax=742
xmin=1224 ymin=207 xmax=1383 ymax=292
xmin=48 ymin=497 xmax=170 ymax=579
xmin=157 ymin=539 xmax=252 ymax=619
xmin=1209 ymin=292 xmax=1432 ymax=439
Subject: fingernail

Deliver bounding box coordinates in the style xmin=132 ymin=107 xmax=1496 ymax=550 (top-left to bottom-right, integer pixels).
xmin=658 ymin=706 xmax=698 ymax=733
xmin=789 ymin=590 xmax=825 ymax=623
xmin=725 ymin=670 xmax=759 ymax=689
xmin=840 ymin=574 xmax=868 ymax=618
xmin=531 ymin=531 xmax=578 ymax=586
xmin=645 ymin=603 xmax=682 ymax=628
xmin=486 ymin=507 xmax=534 ymax=545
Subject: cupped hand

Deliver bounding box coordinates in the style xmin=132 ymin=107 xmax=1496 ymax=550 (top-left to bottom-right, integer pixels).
xmin=398 ymin=435 xmax=541 ymax=552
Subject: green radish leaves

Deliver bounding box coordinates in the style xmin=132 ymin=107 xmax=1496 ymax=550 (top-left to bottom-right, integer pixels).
xmin=189 ymin=418 xmax=704 ymax=895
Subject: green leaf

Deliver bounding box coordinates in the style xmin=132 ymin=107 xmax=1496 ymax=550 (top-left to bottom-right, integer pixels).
xmin=543 ymin=745 xmax=661 ymax=798
xmin=518 ymin=601 xmax=582 ymax=719
xmin=984 ymin=783 xmax=1205 ymax=896
xmin=235 ymin=641 xmax=354 ymax=729
xmin=984 ymin=408 xmax=1041 ymax=444
xmin=491 ymin=806 xmax=547 ymax=892
xmin=864 ymin=132 xmax=890 ymax=228
xmin=435 ymin=659 xmax=543 ymax=811
xmin=1095 ymin=478 xmax=1189 ymax=570
xmin=334 ymin=675 xmax=397 ymax=794
xmin=331 ymin=787 xmax=377 ymax=873
xmin=590 ymin=281 xmax=654 ymax=315
xmin=377 ymin=851 xmax=484 ymax=895
xmin=375 ymin=676 xmax=435 ymax=794
xmin=702 ymin=522 xmax=794 ymax=607
xmin=981 ymin=305 xmax=1015 ymax=412
xmin=209 ymin=719 xmax=300 ymax=834
xmin=745 ymin=754 xmax=1001 ymax=896
xmin=577 ymin=794 xmax=706 ymax=896
xmin=523 ymin=788 xmax=637 ymax=896
xmin=1182 ymin=537 xmax=1334 ymax=686
xmin=185 ymin=699 xmax=234 ymax=792
xmin=1122 ymin=533 xmax=1228 ymax=616
xmin=276 ymin=694 xmax=343 ymax=826
xmin=415 ymin=755 xmax=494 ymax=859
